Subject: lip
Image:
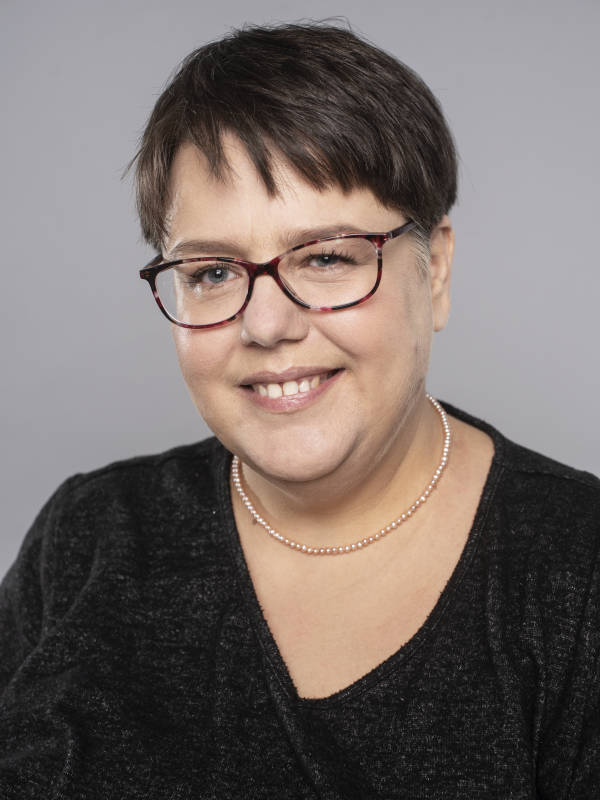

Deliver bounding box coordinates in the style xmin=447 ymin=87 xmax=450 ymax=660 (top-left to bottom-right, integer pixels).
xmin=240 ymin=366 xmax=340 ymax=385
xmin=239 ymin=368 xmax=345 ymax=412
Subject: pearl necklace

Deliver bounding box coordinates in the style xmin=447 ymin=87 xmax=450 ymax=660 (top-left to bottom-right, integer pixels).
xmin=231 ymin=394 xmax=451 ymax=556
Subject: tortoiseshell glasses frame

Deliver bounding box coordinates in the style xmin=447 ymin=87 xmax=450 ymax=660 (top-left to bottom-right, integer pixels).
xmin=139 ymin=220 xmax=416 ymax=329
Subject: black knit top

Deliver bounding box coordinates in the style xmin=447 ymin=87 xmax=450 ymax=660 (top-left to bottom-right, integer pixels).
xmin=1 ymin=404 xmax=599 ymax=799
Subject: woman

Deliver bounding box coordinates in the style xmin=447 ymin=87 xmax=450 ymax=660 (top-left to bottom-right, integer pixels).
xmin=1 ymin=22 xmax=598 ymax=799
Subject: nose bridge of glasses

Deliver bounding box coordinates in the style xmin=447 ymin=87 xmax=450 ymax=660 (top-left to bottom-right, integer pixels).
xmin=251 ymin=255 xmax=282 ymax=278
xmin=246 ymin=254 xmax=308 ymax=309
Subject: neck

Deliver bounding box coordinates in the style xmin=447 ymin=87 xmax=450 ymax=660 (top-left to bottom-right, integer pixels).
xmin=233 ymin=392 xmax=449 ymax=550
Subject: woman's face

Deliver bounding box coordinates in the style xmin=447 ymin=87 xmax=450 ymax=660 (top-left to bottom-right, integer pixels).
xmin=165 ymin=138 xmax=452 ymax=485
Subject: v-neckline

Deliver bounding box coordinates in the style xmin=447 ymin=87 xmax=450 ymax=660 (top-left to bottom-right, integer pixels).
xmin=217 ymin=401 xmax=506 ymax=709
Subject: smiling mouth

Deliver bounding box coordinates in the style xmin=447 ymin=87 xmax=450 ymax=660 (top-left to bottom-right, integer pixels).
xmin=248 ymin=370 xmax=340 ymax=398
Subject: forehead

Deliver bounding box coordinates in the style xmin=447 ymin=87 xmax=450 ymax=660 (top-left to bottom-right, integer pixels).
xmin=165 ymin=139 xmax=402 ymax=258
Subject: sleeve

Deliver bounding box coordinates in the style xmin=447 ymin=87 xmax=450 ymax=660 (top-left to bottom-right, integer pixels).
xmin=0 ymin=479 xmax=76 ymax=697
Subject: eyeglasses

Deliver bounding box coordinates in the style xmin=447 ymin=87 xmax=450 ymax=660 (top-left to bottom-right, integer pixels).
xmin=139 ymin=220 xmax=416 ymax=329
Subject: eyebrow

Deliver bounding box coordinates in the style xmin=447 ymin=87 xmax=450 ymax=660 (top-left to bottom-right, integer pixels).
xmin=166 ymin=223 xmax=379 ymax=261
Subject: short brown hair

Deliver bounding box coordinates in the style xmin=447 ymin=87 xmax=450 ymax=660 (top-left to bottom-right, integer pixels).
xmin=128 ymin=22 xmax=458 ymax=253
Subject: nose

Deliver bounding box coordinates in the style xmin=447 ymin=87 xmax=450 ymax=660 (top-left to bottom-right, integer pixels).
xmin=239 ymin=272 xmax=309 ymax=348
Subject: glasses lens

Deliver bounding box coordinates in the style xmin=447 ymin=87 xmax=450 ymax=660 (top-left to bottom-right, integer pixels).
xmin=279 ymin=237 xmax=378 ymax=307
xmin=155 ymin=260 xmax=249 ymax=326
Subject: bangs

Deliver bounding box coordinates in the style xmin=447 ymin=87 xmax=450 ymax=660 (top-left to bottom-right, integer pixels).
xmin=128 ymin=23 xmax=457 ymax=253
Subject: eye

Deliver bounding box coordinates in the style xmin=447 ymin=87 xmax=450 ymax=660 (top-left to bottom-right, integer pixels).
xmin=182 ymin=261 xmax=244 ymax=286
xmin=306 ymin=249 xmax=356 ymax=269
xmin=201 ymin=266 xmax=232 ymax=284
xmin=312 ymin=252 xmax=340 ymax=268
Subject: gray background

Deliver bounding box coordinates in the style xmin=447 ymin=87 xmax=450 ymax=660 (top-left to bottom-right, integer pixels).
xmin=1 ymin=0 xmax=599 ymax=581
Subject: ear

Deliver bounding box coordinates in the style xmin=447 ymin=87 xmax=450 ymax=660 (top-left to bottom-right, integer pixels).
xmin=429 ymin=215 xmax=454 ymax=332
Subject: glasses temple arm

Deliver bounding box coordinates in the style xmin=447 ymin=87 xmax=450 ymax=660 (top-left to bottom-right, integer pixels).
xmin=388 ymin=220 xmax=417 ymax=239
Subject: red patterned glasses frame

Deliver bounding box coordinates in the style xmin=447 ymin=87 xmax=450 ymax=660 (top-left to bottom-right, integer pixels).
xmin=139 ymin=220 xmax=416 ymax=329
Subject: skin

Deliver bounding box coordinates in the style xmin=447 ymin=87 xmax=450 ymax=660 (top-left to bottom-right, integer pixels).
xmin=166 ymin=137 xmax=494 ymax=698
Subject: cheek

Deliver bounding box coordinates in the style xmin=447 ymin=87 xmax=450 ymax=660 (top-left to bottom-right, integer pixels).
xmin=329 ymin=268 xmax=433 ymax=385
xmin=171 ymin=325 xmax=236 ymax=414
xmin=402 ymin=280 xmax=435 ymax=375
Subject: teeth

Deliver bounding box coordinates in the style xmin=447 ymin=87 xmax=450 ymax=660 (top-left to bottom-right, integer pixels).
xmin=267 ymin=383 xmax=283 ymax=398
xmin=283 ymin=381 xmax=299 ymax=396
xmin=251 ymin=371 xmax=335 ymax=397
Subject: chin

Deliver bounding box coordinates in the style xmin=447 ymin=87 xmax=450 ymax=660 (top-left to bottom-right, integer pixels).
xmin=249 ymin=451 xmax=344 ymax=484
xmin=230 ymin=424 xmax=357 ymax=485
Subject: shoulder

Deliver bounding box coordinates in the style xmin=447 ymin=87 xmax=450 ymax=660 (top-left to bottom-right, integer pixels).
xmin=442 ymin=399 xmax=600 ymax=514
xmin=34 ymin=436 xmax=229 ymax=546
xmin=0 ymin=438 xmax=236 ymax=688
xmin=64 ymin=435 xmax=227 ymax=505
xmin=444 ymin=401 xmax=600 ymax=640
xmin=443 ymin=399 xmax=600 ymax=596
xmin=494 ymin=435 xmax=600 ymax=617
xmin=490 ymin=433 xmax=600 ymax=585
xmin=4 ymin=437 xmax=232 ymax=624
xmin=38 ymin=435 xmax=231 ymax=558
